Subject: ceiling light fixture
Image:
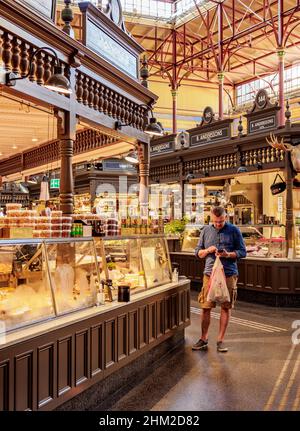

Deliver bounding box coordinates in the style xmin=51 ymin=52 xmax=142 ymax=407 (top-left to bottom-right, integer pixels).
xmin=124 ymin=150 xmax=139 ymax=164
xmin=115 ymin=104 xmax=164 ymax=137
xmin=5 ymin=47 xmax=72 ymax=95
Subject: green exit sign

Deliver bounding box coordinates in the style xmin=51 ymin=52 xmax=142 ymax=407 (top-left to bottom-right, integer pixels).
xmin=50 ymin=178 xmax=60 ymax=189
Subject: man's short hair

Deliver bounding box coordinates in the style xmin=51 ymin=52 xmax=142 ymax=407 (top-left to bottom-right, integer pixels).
xmin=211 ymin=206 xmax=226 ymax=217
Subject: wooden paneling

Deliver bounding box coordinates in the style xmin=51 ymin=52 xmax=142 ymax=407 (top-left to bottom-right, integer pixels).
xmin=246 ymin=263 xmax=256 ymax=289
xmin=276 ymin=266 xmax=291 ymax=291
xmin=294 ymin=267 xmax=300 ymax=292
xmin=117 ymin=314 xmax=128 ymax=361
xmin=148 ymin=302 xmax=156 ymax=343
xmin=128 ymin=310 xmax=138 ymax=355
xmin=139 ymin=305 xmax=148 ymax=348
xmin=0 ymin=360 xmax=9 ymax=411
xmin=37 ymin=344 xmax=54 ymax=409
xmin=90 ymin=324 xmax=104 ymax=378
xmin=171 ymin=294 xmax=178 ymax=329
xmin=75 ymin=330 xmax=89 ymax=386
xmin=165 ymin=297 xmax=172 ymax=333
xmin=14 ymin=351 xmax=33 ymax=411
xmin=264 ymin=264 xmax=273 ymax=290
xmin=156 ymin=299 xmax=164 ymax=338
xmin=105 ymin=319 xmax=117 ymax=369
xmin=57 ymin=337 xmax=72 ymax=397
xmin=186 ymin=289 xmax=191 ymax=321
xmin=0 ymin=283 xmax=191 ymax=411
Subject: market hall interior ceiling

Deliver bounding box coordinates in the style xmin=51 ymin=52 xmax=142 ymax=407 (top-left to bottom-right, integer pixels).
xmin=3 ymin=0 xmax=300 ymax=163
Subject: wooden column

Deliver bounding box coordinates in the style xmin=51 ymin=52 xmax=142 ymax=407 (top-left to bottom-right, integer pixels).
xmin=137 ymin=141 xmax=150 ymax=220
xmin=57 ymin=67 xmax=77 ymax=215
xmin=285 ymin=151 xmax=294 ymax=254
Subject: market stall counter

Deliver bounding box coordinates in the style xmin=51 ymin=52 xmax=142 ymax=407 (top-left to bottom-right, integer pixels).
xmin=0 ymin=236 xmax=190 ymax=411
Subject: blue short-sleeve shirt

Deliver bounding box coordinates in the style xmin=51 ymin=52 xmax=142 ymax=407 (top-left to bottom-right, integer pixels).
xmin=195 ymin=223 xmax=247 ymax=277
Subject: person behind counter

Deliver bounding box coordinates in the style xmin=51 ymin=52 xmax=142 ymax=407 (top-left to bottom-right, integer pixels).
xmin=40 ymin=201 xmax=52 ymax=217
xmin=193 ymin=206 xmax=246 ymax=353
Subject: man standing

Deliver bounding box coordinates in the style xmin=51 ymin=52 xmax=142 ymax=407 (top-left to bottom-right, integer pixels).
xmin=192 ymin=206 xmax=246 ymax=352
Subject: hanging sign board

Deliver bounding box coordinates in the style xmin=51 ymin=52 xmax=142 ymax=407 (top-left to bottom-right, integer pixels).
xmin=277 ymin=196 xmax=283 ymax=213
xmin=249 ymin=115 xmax=276 ymax=133
xmin=190 ymin=127 xmax=230 ymax=147
xmin=150 ymin=140 xmax=174 ymax=156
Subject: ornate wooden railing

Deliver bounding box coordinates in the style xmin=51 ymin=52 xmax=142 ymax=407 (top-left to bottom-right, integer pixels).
xmin=0 ymin=129 xmax=120 ymax=176
xmin=183 ymin=153 xmax=238 ymax=175
xmin=75 ymin=71 xmax=147 ymax=130
xmin=241 ymin=146 xmax=284 ymax=167
xmin=0 ymin=29 xmax=69 ymax=88
xmin=150 ymin=163 xmax=180 ymax=181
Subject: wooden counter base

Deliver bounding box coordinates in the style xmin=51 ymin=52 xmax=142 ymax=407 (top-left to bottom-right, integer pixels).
xmin=170 ymin=252 xmax=300 ymax=307
xmin=0 ymin=280 xmax=190 ymax=411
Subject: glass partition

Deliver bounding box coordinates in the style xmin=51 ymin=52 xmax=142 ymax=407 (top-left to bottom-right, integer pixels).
xmin=0 ymin=241 xmax=55 ymax=333
xmin=45 ymin=239 xmax=98 ymax=315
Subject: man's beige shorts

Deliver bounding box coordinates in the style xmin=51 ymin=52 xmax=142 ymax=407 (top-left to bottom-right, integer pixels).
xmin=198 ymin=274 xmax=238 ymax=309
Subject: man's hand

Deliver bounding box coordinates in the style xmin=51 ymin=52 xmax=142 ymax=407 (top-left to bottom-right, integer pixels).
xmin=198 ymin=246 xmax=217 ymax=258
xmin=207 ymin=246 xmax=217 ymax=254
xmin=216 ymin=249 xmax=237 ymax=258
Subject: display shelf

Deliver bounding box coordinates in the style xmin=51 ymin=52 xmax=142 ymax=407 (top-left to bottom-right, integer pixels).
xmin=0 ymin=235 xmax=173 ymax=334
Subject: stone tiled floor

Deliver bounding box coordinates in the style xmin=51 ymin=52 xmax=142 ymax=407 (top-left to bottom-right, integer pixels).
xmin=108 ymin=292 xmax=300 ymax=411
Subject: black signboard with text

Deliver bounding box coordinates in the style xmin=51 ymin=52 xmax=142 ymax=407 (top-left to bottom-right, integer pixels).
xmin=150 ymin=140 xmax=174 ymax=156
xmin=190 ymin=126 xmax=230 ymax=147
xmin=245 ymin=89 xmax=280 ymax=135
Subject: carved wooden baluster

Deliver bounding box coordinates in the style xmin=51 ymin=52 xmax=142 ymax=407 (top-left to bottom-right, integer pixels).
xmin=76 ymin=72 xmax=83 ymax=103
xmin=125 ymin=98 xmax=131 ymax=125
xmin=28 ymin=46 xmax=37 ymax=81
xmin=98 ymin=85 xmax=104 ymax=112
xmin=93 ymin=81 xmax=99 ymax=110
xmin=103 ymin=87 xmax=109 ymax=114
xmin=141 ymin=106 xmax=147 ymax=130
xmin=111 ymin=92 xmax=117 ymax=118
xmin=0 ymin=30 xmax=4 ymax=65
xmin=82 ymin=75 xmax=89 ymax=105
xmin=118 ymin=95 xmax=124 ymax=122
xmin=107 ymin=89 xmax=113 ymax=116
xmin=114 ymin=93 xmax=120 ymax=119
xmin=124 ymin=98 xmax=131 ymax=124
xmin=88 ymin=78 xmax=94 ymax=108
xmin=11 ymin=37 xmax=21 ymax=74
xmin=36 ymin=51 xmax=44 ymax=85
xmin=19 ymin=42 xmax=30 ymax=77
xmin=43 ymin=54 xmax=52 ymax=84
xmin=266 ymin=147 xmax=270 ymax=164
xmin=3 ymin=32 xmax=13 ymax=71
xmin=132 ymin=103 xmax=139 ymax=128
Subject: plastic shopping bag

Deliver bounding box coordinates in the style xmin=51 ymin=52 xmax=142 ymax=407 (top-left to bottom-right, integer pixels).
xmin=207 ymin=256 xmax=230 ymax=303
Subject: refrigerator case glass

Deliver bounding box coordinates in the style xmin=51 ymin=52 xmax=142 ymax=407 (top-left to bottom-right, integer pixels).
xmin=0 ymin=242 xmax=55 ymax=333
xmin=140 ymin=237 xmax=172 ymax=288
xmin=239 ymin=225 xmax=287 ymax=258
xmin=99 ymin=237 xmax=145 ymax=298
xmin=181 ymin=225 xmax=205 ymax=252
xmin=44 ymin=240 xmax=98 ymax=315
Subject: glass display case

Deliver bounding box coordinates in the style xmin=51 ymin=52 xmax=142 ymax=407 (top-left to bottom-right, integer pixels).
xmin=95 ymin=235 xmax=172 ymax=297
xmin=0 ymin=240 xmax=55 ymax=333
xmin=0 ymin=236 xmax=173 ymax=335
xmin=238 ymin=225 xmax=287 ymax=258
xmin=181 ymin=224 xmax=204 ymax=252
xmin=0 ymin=238 xmax=100 ymax=334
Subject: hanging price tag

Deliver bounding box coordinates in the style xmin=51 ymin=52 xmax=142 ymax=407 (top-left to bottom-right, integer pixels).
xmin=277 ymin=196 xmax=283 ymax=213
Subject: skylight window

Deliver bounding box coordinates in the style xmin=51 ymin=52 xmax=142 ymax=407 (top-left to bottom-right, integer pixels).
xmin=67 ymin=0 xmax=216 ymax=24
